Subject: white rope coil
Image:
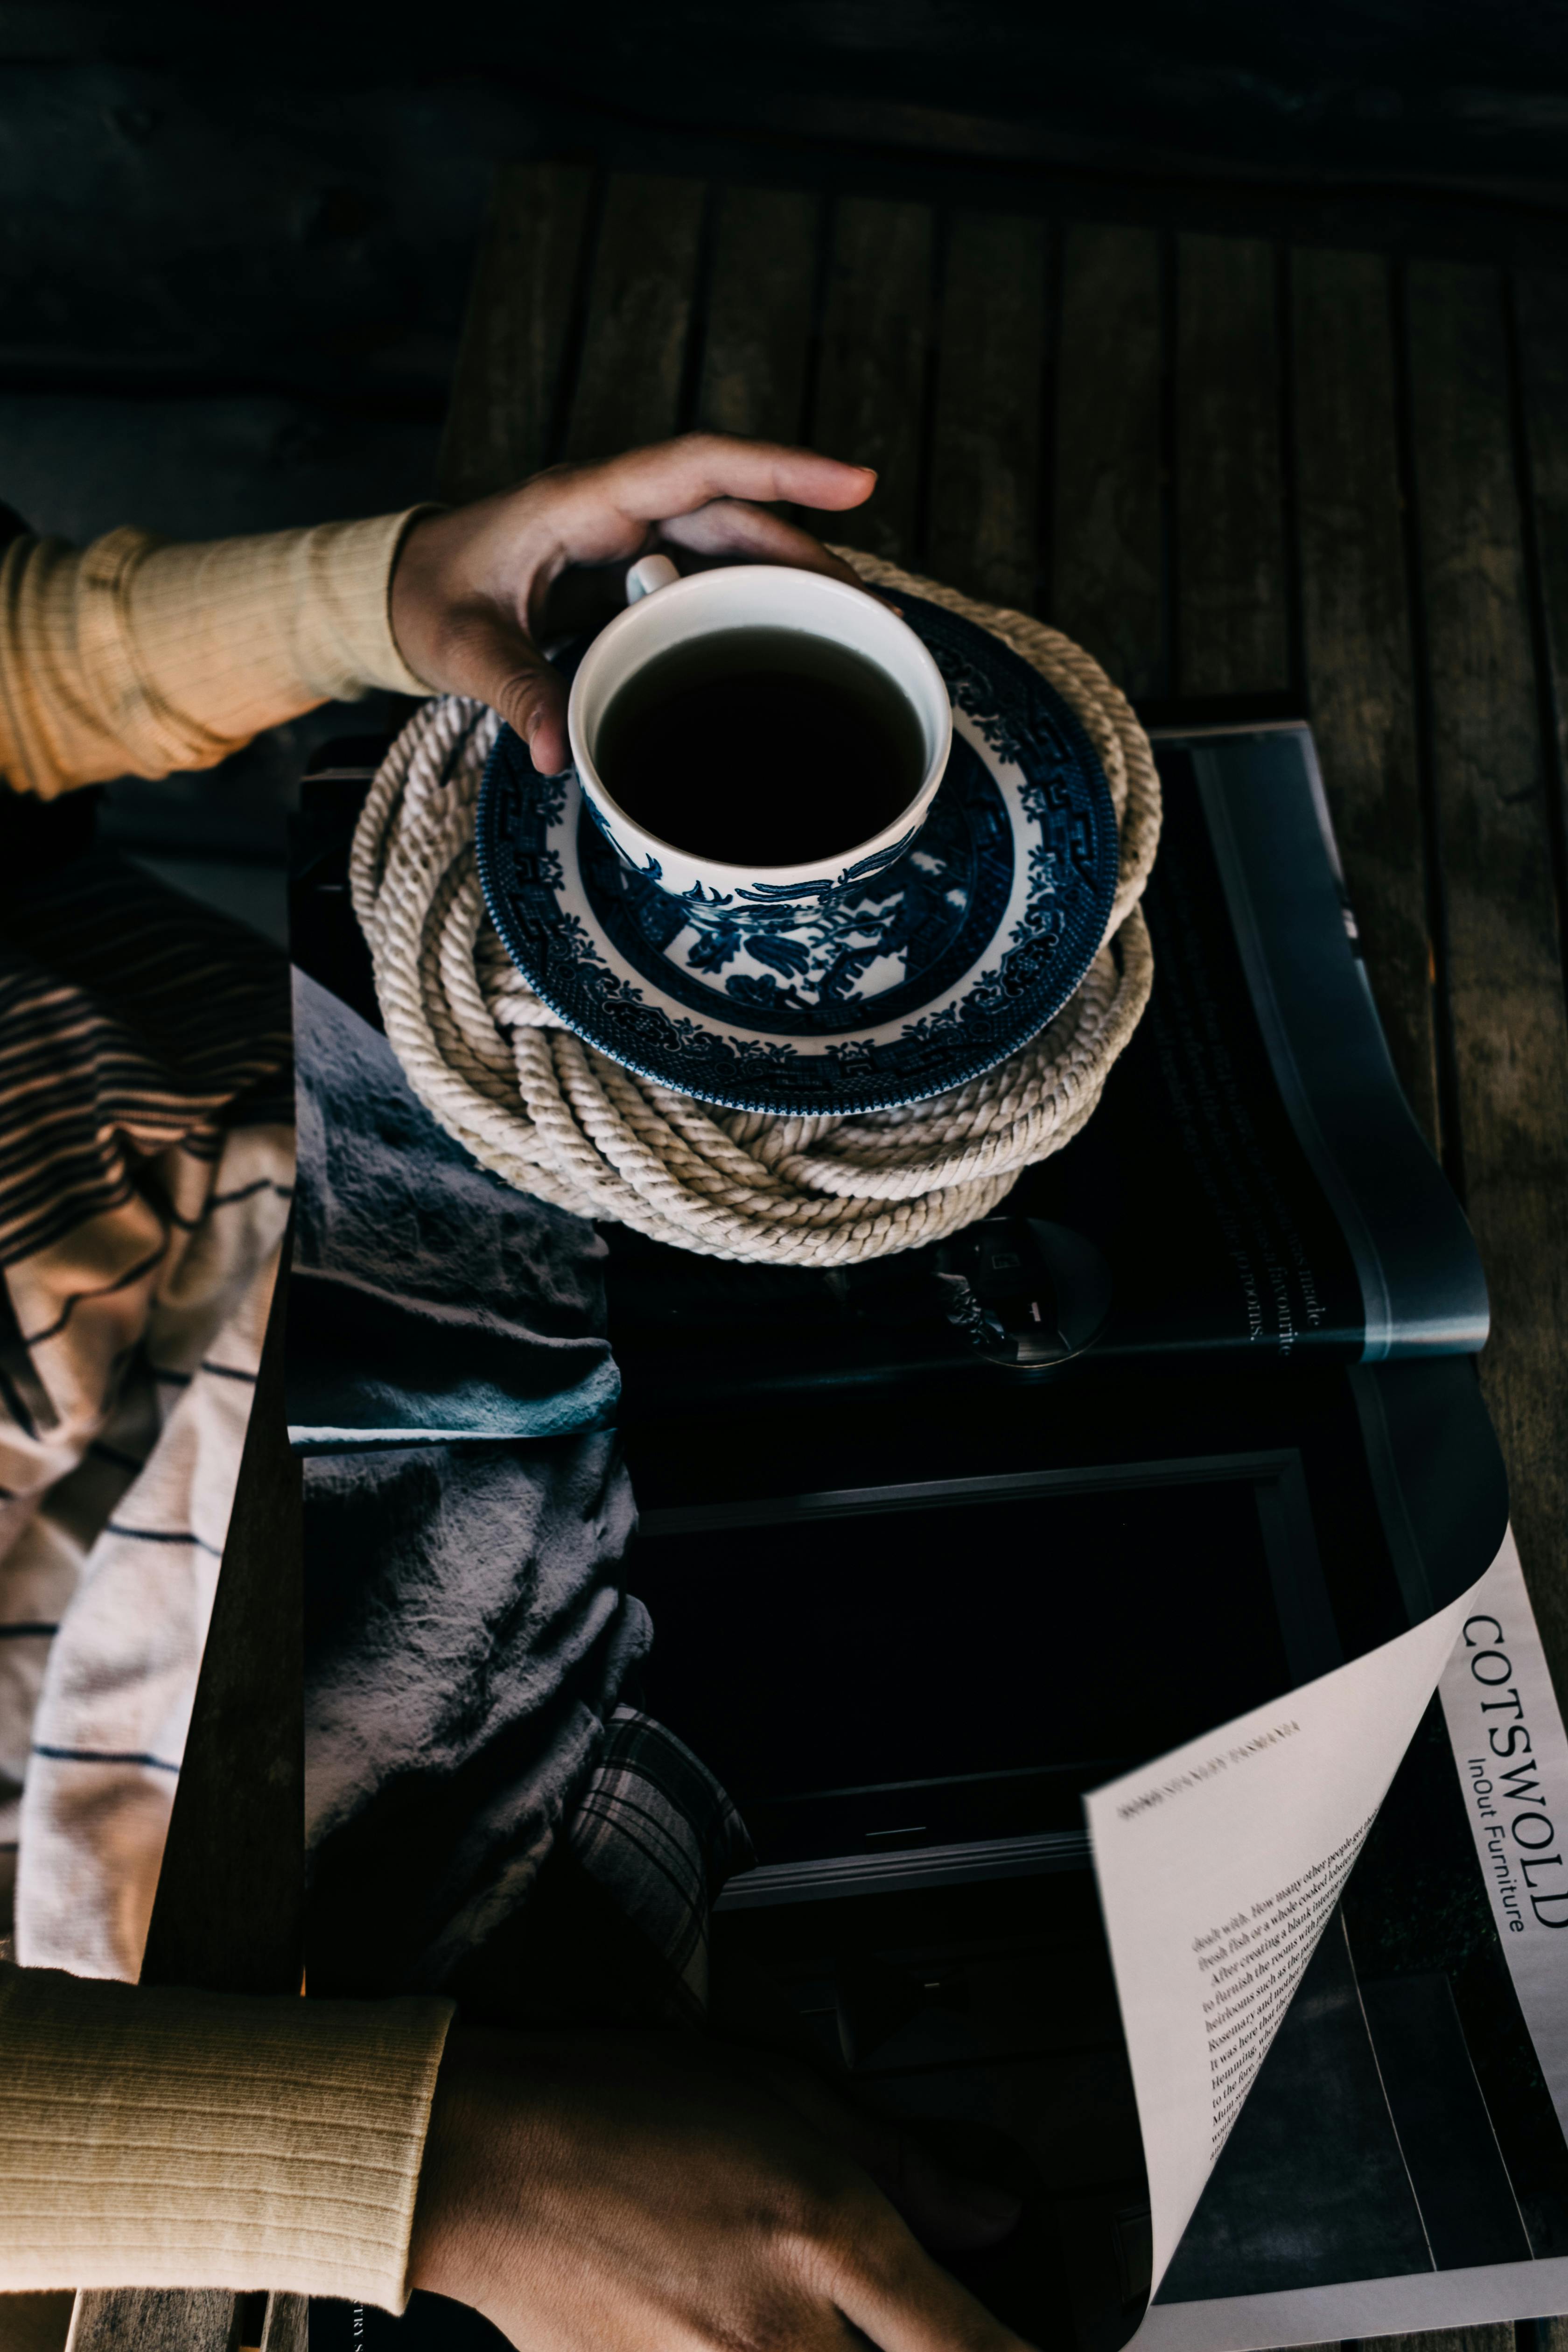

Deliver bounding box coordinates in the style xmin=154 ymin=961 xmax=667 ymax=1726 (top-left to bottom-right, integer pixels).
xmin=352 ymin=553 xmax=1162 ymax=1266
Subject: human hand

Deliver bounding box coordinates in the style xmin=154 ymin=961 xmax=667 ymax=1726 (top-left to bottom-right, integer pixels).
xmin=388 ymin=434 xmax=877 ymax=775
xmin=408 ymin=2025 xmax=1029 ymax=2352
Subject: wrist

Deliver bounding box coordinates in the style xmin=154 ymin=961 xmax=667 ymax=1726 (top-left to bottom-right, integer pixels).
xmin=406 ymin=2026 xmax=523 ymax=2310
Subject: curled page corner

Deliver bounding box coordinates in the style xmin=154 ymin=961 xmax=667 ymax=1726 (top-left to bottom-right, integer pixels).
xmin=1085 ymin=1575 xmax=1484 ymax=2301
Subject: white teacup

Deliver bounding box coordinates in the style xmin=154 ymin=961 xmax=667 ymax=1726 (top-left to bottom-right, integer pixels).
xmin=565 ymin=556 xmax=952 ymax=909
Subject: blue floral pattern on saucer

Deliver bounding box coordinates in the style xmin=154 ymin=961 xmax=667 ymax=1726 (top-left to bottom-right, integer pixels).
xmin=476 ymin=594 xmax=1118 ymax=1118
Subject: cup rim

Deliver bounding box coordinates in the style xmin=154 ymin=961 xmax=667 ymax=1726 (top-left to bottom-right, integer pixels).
xmin=564 ymin=565 xmax=953 ymax=889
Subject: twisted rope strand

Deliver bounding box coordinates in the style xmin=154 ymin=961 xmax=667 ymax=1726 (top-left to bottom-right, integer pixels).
xmin=352 ymin=559 xmax=1162 ymax=1266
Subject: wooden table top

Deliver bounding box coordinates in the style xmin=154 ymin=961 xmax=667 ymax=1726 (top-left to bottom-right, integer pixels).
xmin=436 ymin=160 xmax=1568 ymax=2352
xmin=76 ymin=152 xmax=1568 ymax=2352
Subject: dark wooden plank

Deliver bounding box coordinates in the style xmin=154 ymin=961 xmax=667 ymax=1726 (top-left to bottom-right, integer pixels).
xmin=64 ymin=2289 xmax=238 ymax=2352
xmin=695 ymin=185 xmax=820 ymax=444
xmin=1362 ymin=2329 xmax=1517 ymax=2352
xmin=926 ymin=210 xmax=1049 ymax=613
xmin=1052 ymin=223 xmax=1165 ymax=700
xmin=1176 ymin=232 xmax=1290 ymax=696
xmin=257 ymin=2294 xmax=307 ymax=2352
xmin=1407 ymin=258 xmax=1568 ymax=1703
xmin=1293 ymin=245 xmax=1441 ymax=1150
xmin=809 ymin=196 xmax=934 ymax=564
xmin=139 ymin=1254 xmax=302 ymax=1994
xmin=1516 ymin=267 xmax=1568 ymax=855
xmin=436 ymin=162 xmax=595 ymax=504
xmin=564 ymin=173 xmax=706 ymax=462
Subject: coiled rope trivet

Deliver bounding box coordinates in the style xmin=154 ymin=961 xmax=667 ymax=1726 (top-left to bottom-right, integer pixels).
xmin=351 ymin=552 xmax=1162 ymax=1266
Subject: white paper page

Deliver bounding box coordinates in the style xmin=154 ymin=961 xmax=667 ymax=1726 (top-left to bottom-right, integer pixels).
xmin=1086 ymin=1583 xmax=1477 ymax=2296
xmin=1438 ymin=1529 xmax=1568 ymax=2137
xmin=1128 ymin=1531 xmax=1568 ymax=2352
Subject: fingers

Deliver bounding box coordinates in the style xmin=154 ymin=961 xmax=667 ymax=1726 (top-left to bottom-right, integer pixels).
xmin=658 ymin=499 xmax=866 ymax=588
xmin=736 ymin=2054 xmax=1019 ymax=2255
xmin=430 ymin=604 xmax=571 ymax=771
xmin=828 ymin=2212 xmax=1036 ymax=2352
xmin=578 ymin=433 xmax=876 ymax=525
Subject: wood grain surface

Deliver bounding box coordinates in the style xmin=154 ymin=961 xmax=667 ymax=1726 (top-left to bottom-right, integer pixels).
xmin=1361 ymin=2330 xmax=1518 ymax=2352
xmin=436 ymin=162 xmax=595 ymax=504
xmin=256 ymin=2294 xmax=307 ymax=2352
xmin=564 ymin=174 xmax=706 ymax=461
xmin=810 ymin=196 xmax=934 ymax=564
xmin=1052 ymin=223 xmax=1165 ymax=698
xmin=1292 ymin=245 xmax=1441 ymax=1150
xmin=1406 ymin=258 xmax=1568 ymax=1707
xmin=696 ymin=185 xmax=820 ymax=446
xmin=925 ymin=210 xmax=1050 ymax=613
xmin=64 ymin=2290 xmax=238 ymax=2352
xmin=1516 ymin=267 xmax=1568 ymax=854
xmin=1176 ymin=232 xmax=1290 ymax=695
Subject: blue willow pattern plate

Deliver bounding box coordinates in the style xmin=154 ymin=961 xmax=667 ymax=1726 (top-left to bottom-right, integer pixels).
xmin=476 ymin=594 xmax=1118 ymax=1118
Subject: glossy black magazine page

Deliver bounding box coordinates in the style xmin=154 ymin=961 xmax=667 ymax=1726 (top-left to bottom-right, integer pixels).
xmin=600 ymin=724 xmax=1488 ymax=1404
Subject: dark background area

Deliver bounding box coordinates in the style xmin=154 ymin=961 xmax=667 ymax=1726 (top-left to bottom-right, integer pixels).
xmin=9 ymin=0 xmax=1568 ymax=938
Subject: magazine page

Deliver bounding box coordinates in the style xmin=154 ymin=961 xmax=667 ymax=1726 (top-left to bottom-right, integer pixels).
xmin=599 ymin=728 xmax=1487 ymax=1406
xmin=1437 ymin=1533 xmax=1568 ymax=2138
xmin=1091 ymin=1530 xmax=1568 ymax=2352
xmin=1085 ymin=1589 xmax=1476 ymax=2296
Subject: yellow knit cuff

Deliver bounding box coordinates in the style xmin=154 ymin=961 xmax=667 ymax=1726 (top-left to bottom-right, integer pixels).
xmin=0 ymin=506 xmax=439 ymax=798
xmin=0 ymin=1963 xmax=454 ymax=2310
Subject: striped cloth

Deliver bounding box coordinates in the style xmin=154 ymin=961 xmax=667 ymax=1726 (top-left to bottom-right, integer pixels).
xmin=0 ymin=838 xmax=292 ymax=1976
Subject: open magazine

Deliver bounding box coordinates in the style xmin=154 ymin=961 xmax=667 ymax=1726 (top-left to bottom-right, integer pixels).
xmin=290 ymin=725 xmax=1565 ymax=2351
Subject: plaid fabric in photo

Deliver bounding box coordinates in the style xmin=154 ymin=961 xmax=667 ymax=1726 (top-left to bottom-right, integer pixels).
xmin=566 ymin=1705 xmax=755 ymax=2023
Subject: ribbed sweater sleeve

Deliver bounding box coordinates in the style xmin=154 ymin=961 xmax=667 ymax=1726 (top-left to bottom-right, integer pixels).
xmin=0 ymin=509 xmax=437 ymax=799
xmin=0 ymin=1962 xmax=454 ymax=2310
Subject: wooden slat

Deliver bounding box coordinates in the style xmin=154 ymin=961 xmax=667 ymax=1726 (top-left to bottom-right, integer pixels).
xmin=926 ymin=210 xmax=1050 ymax=613
xmin=68 ymin=1263 xmax=302 ymax=2352
xmin=1053 ymin=224 xmax=1165 ymax=700
xmin=810 ymin=196 xmax=934 ymax=564
xmin=564 ymin=174 xmax=706 ymax=460
xmin=1293 ymin=245 xmax=1441 ymax=1149
xmin=256 ymin=2295 xmax=307 ymax=2352
xmin=1361 ymin=2329 xmax=1518 ymax=2352
xmin=64 ymin=2290 xmax=237 ymax=2352
xmin=138 ymin=1260 xmax=303 ymax=1995
xmin=1176 ymin=232 xmax=1291 ymax=696
xmin=695 ymin=185 xmax=820 ymax=444
xmin=436 ymin=162 xmax=595 ymax=504
xmin=1516 ymin=267 xmax=1568 ymax=836
xmin=1407 ymin=258 xmax=1568 ymax=1702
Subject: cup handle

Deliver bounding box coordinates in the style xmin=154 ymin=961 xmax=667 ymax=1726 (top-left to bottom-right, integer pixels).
xmin=625 ymin=553 xmax=680 ymax=602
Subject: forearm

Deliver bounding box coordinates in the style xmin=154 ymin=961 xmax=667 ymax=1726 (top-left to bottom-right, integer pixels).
xmin=0 ymin=510 xmax=436 ymax=800
xmin=0 ymin=1962 xmax=453 ymax=2308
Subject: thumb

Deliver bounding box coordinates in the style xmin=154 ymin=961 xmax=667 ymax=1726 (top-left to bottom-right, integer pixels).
xmin=419 ymin=603 xmax=572 ymax=775
xmin=479 ymin=628 xmax=572 ymax=776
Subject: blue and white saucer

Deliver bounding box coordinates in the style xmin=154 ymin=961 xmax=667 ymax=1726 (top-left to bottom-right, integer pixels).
xmin=476 ymin=595 xmax=1119 ymax=1119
